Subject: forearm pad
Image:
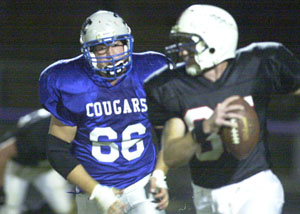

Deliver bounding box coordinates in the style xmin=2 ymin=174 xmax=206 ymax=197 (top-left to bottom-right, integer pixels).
xmin=47 ymin=134 xmax=80 ymax=178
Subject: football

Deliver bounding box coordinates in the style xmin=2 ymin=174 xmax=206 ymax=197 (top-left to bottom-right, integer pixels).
xmin=219 ymin=97 xmax=260 ymax=160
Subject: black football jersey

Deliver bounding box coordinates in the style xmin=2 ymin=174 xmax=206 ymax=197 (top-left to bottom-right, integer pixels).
xmin=0 ymin=109 xmax=51 ymax=166
xmin=145 ymin=42 xmax=300 ymax=188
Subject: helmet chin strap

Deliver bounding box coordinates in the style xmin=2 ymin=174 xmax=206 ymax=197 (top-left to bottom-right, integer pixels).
xmin=186 ymin=45 xmax=217 ymax=76
xmin=105 ymin=60 xmax=128 ymax=76
xmin=186 ymin=63 xmax=202 ymax=76
xmin=185 ymin=54 xmax=203 ymax=76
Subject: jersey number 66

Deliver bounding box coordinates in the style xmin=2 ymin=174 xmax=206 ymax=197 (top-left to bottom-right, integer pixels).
xmin=89 ymin=123 xmax=145 ymax=162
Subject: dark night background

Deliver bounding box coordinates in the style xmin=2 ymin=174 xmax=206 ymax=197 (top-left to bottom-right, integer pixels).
xmin=0 ymin=0 xmax=300 ymax=213
xmin=0 ymin=0 xmax=299 ymax=108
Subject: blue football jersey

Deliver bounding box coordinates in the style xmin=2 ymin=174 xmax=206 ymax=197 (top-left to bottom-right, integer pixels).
xmin=39 ymin=52 xmax=169 ymax=189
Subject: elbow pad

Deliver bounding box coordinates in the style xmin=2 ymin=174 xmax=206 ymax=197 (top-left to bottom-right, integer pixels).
xmin=47 ymin=134 xmax=80 ymax=178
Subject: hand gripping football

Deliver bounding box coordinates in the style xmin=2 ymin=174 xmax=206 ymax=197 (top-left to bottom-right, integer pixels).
xmin=219 ymin=97 xmax=260 ymax=160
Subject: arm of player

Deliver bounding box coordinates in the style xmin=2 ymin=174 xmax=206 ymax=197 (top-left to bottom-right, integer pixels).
xmin=0 ymin=137 xmax=17 ymax=187
xmin=150 ymin=151 xmax=169 ymax=210
xmin=0 ymin=136 xmax=18 ymax=205
xmin=48 ymin=116 xmax=97 ymax=194
xmin=162 ymin=96 xmax=245 ymax=168
xmin=48 ymin=116 xmax=126 ymax=214
xmin=162 ymin=117 xmax=200 ymax=168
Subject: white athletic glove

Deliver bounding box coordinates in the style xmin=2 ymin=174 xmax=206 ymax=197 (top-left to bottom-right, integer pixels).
xmin=89 ymin=184 xmax=118 ymax=214
xmin=152 ymin=169 xmax=168 ymax=189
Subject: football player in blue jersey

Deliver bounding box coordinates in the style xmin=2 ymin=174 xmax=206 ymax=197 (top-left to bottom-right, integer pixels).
xmin=39 ymin=10 xmax=169 ymax=214
xmin=0 ymin=109 xmax=73 ymax=214
xmin=145 ymin=4 xmax=300 ymax=214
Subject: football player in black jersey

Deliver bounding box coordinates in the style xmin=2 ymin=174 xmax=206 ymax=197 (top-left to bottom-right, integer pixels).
xmin=145 ymin=4 xmax=300 ymax=214
xmin=0 ymin=109 xmax=73 ymax=214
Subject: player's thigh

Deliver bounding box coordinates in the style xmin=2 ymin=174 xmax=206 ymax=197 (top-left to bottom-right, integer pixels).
xmin=192 ymin=183 xmax=215 ymax=214
xmin=75 ymin=193 xmax=99 ymax=214
xmin=236 ymin=170 xmax=284 ymax=214
xmin=192 ymin=170 xmax=284 ymax=214
xmin=129 ymin=202 xmax=165 ymax=214
xmin=123 ymin=187 xmax=165 ymax=214
xmin=34 ymin=170 xmax=73 ymax=214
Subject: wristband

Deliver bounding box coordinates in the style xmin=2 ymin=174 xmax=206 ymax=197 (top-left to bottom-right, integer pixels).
xmin=192 ymin=120 xmax=210 ymax=144
xmin=152 ymin=169 xmax=168 ymax=189
xmin=89 ymin=184 xmax=117 ymax=213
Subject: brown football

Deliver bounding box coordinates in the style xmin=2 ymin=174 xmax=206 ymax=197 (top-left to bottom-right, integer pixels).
xmin=219 ymin=97 xmax=260 ymax=160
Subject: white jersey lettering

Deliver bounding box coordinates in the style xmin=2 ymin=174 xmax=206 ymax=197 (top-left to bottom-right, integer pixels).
xmin=86 ymin=98 xmax=147 ymax=117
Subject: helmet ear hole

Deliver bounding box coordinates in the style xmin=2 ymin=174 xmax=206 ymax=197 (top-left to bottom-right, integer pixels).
xmin=209 ymin=48 xmax=215 ymax=54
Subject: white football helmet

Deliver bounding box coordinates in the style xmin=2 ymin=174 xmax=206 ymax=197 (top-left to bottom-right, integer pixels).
xmin=80 ymin=10 xmax=133 ymax=80
xmin=165 ymin=4 xmax=238 ymax=76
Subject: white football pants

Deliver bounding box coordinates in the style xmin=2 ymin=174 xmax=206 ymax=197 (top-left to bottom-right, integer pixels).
xmin=192 ymin=170 xmax=284 ymax=214
xmin=76 ymin=175 xmax=165 ymax=214
xmin=2 ymin=160 xmax=73 ymax=214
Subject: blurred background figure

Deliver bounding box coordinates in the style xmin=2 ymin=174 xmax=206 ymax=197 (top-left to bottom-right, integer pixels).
xmin=0 ymin=109 xmax=74 ymax=214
